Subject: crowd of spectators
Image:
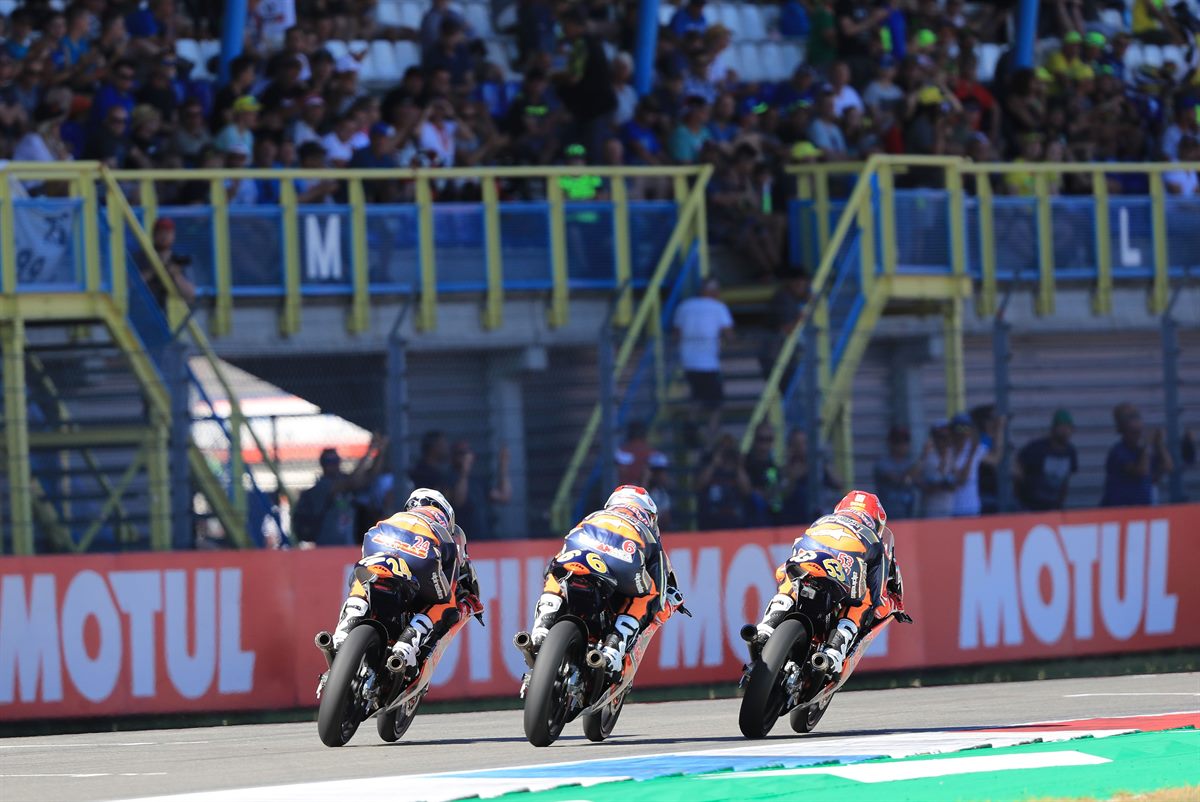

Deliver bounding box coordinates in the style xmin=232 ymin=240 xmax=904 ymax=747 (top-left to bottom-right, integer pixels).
xmin=2 ymin=1 xmax=1198 ymax=234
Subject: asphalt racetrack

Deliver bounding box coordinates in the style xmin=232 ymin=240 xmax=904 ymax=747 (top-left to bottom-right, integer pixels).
xmin=2 ymin=672 xmax=1197 ymax=802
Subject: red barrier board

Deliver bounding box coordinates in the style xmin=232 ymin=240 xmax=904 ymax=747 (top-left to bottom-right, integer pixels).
xmin=1 ymin=504 xmax=1197 ymax=721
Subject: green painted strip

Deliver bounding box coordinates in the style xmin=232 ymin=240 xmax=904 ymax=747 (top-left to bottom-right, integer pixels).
xmin=498 ymin=730 xmax=1200 ymax=802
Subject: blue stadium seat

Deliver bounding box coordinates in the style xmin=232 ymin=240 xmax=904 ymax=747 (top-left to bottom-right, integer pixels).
xmin=465 ymin=3 xmax=493 ymax=38
xmin=366 ymin=40 xmax=398 ymax=85
xmin=740 ymin=4 xmax=768 ymax=39
xmin=976 ymin=43 xmax=1003 ymax=82
xmin=1141 ymin=44 xmax=1163 ymax=68
xmin=394 ymin=41 xmax=420 ymax=73
xmin=659 ymin=4 xmax=677 ymax=26
xmin=399 ymin=1 xmax=423 ymax=29
xmin=377 ymin=0 xmax=404 ymax=27
xmin=738 ymin=42 xmax=765 ymax=82
xmin=715 ymin=3 xmax=743 ymax=35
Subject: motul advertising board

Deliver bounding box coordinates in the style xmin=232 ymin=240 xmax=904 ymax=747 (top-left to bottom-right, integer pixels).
xmin=1 ymin=504 xmax=1197 ymax=721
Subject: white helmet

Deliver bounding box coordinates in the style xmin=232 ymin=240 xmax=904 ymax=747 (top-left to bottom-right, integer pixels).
xmin=405 ymin=488 xmax=455 ymax=531
xmin=604 ymin=484 xmax=658 ymax=528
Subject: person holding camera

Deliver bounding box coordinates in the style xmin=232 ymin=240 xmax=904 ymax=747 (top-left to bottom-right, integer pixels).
xmin=136 ymin=217 xmax=195 ymax=307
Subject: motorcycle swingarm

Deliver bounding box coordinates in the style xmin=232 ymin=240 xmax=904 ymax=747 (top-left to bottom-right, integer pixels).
xmin=802 ymin=617 xmax=894 ymax=709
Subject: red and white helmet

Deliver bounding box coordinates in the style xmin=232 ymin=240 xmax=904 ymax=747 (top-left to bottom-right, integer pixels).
xmin=834 ymin=490 xmax=887 ymax=534
xmin=604 ymin=484 xmax=658 ymax=528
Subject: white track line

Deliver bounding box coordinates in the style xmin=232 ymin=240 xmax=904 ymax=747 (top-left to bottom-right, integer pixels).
xmin=1063 ymin=693 xmax=1200 ymax=698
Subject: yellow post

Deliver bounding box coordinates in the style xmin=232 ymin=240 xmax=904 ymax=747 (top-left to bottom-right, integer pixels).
xmin=1034 ymin=173 xmax=1055 ymax=316
xmin=482 ymin=176 xmax=504 ymax=329
xmin=79 ymin=176 xmax=102 ymax=293
xmin=107 ymin=185 xmax=127 ymax=315
xmin=878 ymin=164 xmax=897 ymax=275
xmin=1148 ymin=171 xmax=1170 ymax=314
xmin=348 ymin=178 xmax=370 ymax=333
xmin=280 ymin=178 xmax=301 ymax=335
xmin=612 ymin=176 xmax=632 ymax=326
xmin=815 ymin=167 xmax=831 ymax=255
xmin=976 ymin=174 xmax=996 ymax=316
xmin=1 ymin=317 xmax=34 ymax=554
xmin=210 ymin=178 xmax=233 ymax=335
xmin=946 ymin=164 xmax=966 ymax=277
xmin=943 ymin=295 xmax=965 ymax=417
xmin=858 ymin=182 xmax=875 ymax=293
xmin=695 ymin=178 xmax=710 ymax=278
xmin=147 ymin=419 xmax=172 ymax=550
xmin=416 ymin=176 xmax=438 ymax=330
xmin=796 ymin=171 xmax=815 ymax=267
xmin=547 ymin=176 xmax=569 ymax=328
xmin=1092 ymin=170 xmax=1112 ymax=315
xmin=0 ymin=164 xmax=17 ymax=293
xmin=138 ymin=177 xmax=158 ymax=231
xmin=230 ymin=406 xmax=247 ymax=525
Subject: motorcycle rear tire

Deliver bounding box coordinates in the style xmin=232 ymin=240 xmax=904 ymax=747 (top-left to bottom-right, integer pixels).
xmin=582 ymin=692 xmax=625 ymax=742
xmin=317 ymin=625 xmax=382 ymax=747
xmin=738 ymin=618 xmax=809 ymax=739
xmin=523 ymin=621 xmax=585 ymax=747
xmin=377 ymin=692 xmax=422 ymax=743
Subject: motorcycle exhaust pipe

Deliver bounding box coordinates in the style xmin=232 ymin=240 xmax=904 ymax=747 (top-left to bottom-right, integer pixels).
xmin=585 ymin=649 xmax=608 ymax=670
xmin=810 ymin=650 xmax=834 ymax=674
xmin=739 ymin=624 xmax=758 ymax=643
xmin=314 ymin=631 xmax=336 ymax=669
xmin=513 ymin=631 xmax=536 ymax=668
xmin=385 ymin=654 xmax=407 ymax=674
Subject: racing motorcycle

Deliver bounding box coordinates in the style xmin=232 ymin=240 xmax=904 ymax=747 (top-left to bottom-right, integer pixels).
xmin=314 ymin=533 xmax=484 ymax=747
xmin=513 ymin=528 xmax=689 ymax=747
xmin=737 ymin=530 xmax=908 ymax=738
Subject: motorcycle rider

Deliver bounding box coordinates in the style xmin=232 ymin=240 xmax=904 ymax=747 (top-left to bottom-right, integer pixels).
xmin=751 ymin=490 xmax=907 ymax=674
xmin=529 ymin=485 xmax=684 ymax=674
xmin=331 ymin=488 xmax=480 ymax=668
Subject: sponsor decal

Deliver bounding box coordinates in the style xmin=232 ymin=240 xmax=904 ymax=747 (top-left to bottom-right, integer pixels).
xmin=395 ymin=536 xmax=431 ymax=560
xmin=1 ymin=505 xmax=1196 ymax=720
xmin=576 ymin=533 xmax=634 ymax=564
xmin=622 ymin=540 xmax=637 ymax=554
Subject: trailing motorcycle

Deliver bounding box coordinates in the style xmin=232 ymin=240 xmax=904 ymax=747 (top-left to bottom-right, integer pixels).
xmin=513 ymin=531 xmax=689 ymax=747
xmin=738 ymin=532 xmax=908 ymax=738
xmin=314 ymin=538 xmax=483 ymax=747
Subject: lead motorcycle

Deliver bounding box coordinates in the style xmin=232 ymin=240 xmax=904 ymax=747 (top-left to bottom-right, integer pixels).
xmin=314 ymin=535 xmax=484 ymax=747
xmin=513 ymin=531 xmax=689 ymax=747
xmin=738 ymin=531 xmax=908 ymax=738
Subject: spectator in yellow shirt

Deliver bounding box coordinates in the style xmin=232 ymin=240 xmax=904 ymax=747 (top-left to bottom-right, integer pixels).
xmin=1004 ymin=134 xmax=1043 ymax=197
xmin=1045 ymin=31 xmax=1084 ymax=80
xmin=1132 ymin=0 xmax=1183 ymax=44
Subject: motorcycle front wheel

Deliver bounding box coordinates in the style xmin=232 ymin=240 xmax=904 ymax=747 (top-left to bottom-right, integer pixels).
xmin=523 ymin=621 xmax=585 ymax=747
xmin=317 ymin=625 xmax=382 ymax=747
xmin=738 ymin=618 xmax=809 ymax=739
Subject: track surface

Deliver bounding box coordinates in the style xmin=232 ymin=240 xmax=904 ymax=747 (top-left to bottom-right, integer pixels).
xmin=2 ymin=673 xmax=1197 ymax=802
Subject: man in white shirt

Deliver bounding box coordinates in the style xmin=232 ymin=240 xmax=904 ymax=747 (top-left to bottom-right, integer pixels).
xmin=673 ymin=277 xmax=734 ymax=443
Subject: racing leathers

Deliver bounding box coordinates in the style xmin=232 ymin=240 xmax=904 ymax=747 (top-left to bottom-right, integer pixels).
xmin=753 ymin=511 xmax=905 ymax=674
xmin=332 ymin=506 xmax=479 ymax=668
xmin=529 ymin=506 xmax=681 ymax=674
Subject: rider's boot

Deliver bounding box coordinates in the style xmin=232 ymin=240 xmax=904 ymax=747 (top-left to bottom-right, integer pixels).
xmin=750 ymin=593 xmax=795 ymax=660
xmin=817 ymin=618 xmax=857 ymax=675
xmin=331 ymin=597 xmax=369 ymax=649
xmin=529 ymin=593 xmax=563 ymax=647
xmin=392 ymin=613 xmax=434 ymax=668
xmin=599 ymin=614 xmax=640 ymax=674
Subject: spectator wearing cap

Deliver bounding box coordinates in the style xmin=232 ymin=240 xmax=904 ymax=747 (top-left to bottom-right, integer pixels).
xmin=290 ymin=94 xmax=326 ymax=147
xmin=1102 ymin=402 xmax=1174 ymax=507
xmin=669 ymin=0 xmax=709 ymax=38
xmin=553 ymin=7 xmax=617 ymax=162
xmin=864 ymin=57 xmax=905 ymax=118
xmin=920 ymin=419 xmax=956 ymax=518
xmin=211 ymin=55 xmax=258 ymax=131
xmin=874 ymin=425 xmax=919 ymax=520
xmin=949 ymin=410 xmax=1004 ymax=517
xmin=223 ymin=142 xmax=257 ymax=204
xmin=1015 ymin=409 xmax=1079 ymax=511
xmin=136 ymin=217 xmax=196 ymax=306
xmin=646 ymin=452 xmax=674 ymax=531
xmin=1046 ymin=31 xmax=1085 ymax=80
xmin=295 ymin=443 xmax=385 ymax=547
xmin=670 ymin=95 xmax=712 ymax=162
xmin=215 ymin=95 xmax=259 ymax=155
xmin=808 ymin=86 xmax=848 ymax=161
xmin=674 ymin=277 xmax=734 ymax=442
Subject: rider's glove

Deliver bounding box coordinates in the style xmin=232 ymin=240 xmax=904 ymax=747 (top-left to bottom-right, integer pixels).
xmin=665 ymin=585 xmax=685 ymax=609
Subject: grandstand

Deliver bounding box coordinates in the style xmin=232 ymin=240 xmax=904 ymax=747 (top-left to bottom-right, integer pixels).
xmin=0 ymin=0 xmax=1198 ymax=552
